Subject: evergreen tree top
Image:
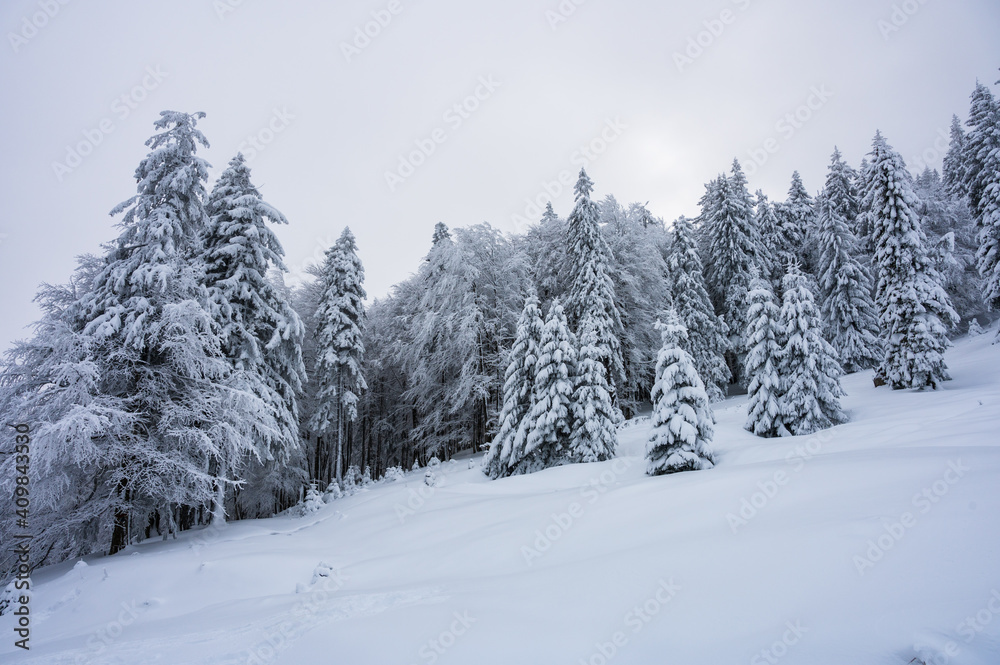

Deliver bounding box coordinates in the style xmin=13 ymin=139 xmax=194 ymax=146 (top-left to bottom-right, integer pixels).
xmin=574 ymin=168 xmax=594 ymax=202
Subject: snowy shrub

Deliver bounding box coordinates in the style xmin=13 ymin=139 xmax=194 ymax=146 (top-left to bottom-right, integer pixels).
xmin=424 ymin=469 xmax=442 ymax=487
xmin=968 ymin=318 xmax=985 ymax=336
xmin=362 ymin=466 xmax=373 ymax=487
xmin=427 ymin=457 xmax=441 ymax=469
xmin=383 ymin=466 xmax=405 ymax=482
xmin=324 ymin=481 xmax=344 ymax=502
xmin=411 ymin=460 xmax=421 ymax=471
xmin=300 ymin=484 xmax=324 ymax=516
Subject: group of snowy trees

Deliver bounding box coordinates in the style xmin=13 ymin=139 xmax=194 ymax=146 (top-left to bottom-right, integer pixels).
xmin=3 ymin=73 xmax=999 ymax=570
xmin=483 ymin=173 xmax=621 ymax=478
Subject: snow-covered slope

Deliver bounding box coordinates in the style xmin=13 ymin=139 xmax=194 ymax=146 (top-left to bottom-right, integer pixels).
xmin=4 ymin=332 xmax=1000 ymax=665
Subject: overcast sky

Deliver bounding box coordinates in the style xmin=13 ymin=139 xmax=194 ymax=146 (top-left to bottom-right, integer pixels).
xmin=0 ymin=0 xmax=997 ymax=353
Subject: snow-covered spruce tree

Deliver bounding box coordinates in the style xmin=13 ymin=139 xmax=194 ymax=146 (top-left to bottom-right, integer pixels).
xmin=743 ymin=272 xmax=787 ymax=438
xmin=864 ymin=133 xmax=959 ymax=389
xmin=976 ymin=145 xmax=1000 ymax=310
xmin=74 ymin=111 xmax=279 ymax=553
xmin=569 ymin=317 xmax=619 ymax=464
xmin=483 ymin=291 xmax=544 ymax=479
xmin=201 ymin=153 xmax=307 ymax=522
xmin=913 ymin=169 xmax=985 ymax=324
xmin=514 ymin=300 xmax=576 ymax=475
xmin=816 ymin=195 xmax=882 ymax=373
xmin=564 ymin=169 xmax=625 ymax=404
xmin=528 ymin=202 xmax=570 ymax=304
xmin=646 ymin=310 xmax=715 ymax=476
xmin=960 ymin=82 xmax=999 ymax=220
xmin=667 ymin=216 xmax=731 ymax=401
xmin=754 ymin=191 xmax=784 ymax=285
xmin=776 ymin=264 xmax=846 ymax=435
xmin=310 ymin=227 xmax=367 ymax=486
xmin=824 ymin=148 xmax=860 ymax=228
xmin=943 ymin=114 xmax=968 ymax=199
xmin=700 ymin=162 xmax=763 ymax=379
xmin=778 ymin=171 xmax=818 ymax=273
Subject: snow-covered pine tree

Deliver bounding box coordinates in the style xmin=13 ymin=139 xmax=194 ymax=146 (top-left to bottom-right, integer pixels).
xmin=976 ymin=137 xmax=1000 ymax=310
xmin=515 ymin=300 xmax=576 ymax=474
xmin=754 ymin=191 xmax=783 ymax=285
xmin=569 ymin=317 xmax=618 ymax=463
xmin=778 ymin=171 xmax=818 ymax=273
xmin=667 ymin=216 xmax=731 ymax=401
xmin=816 ymin=193 xmax=882 ymax=373
xmin=74 ymin=111 xmax=278 ymax=553
xmin=564 ymin=169 xmax=625 ymax=403
xmin=943 ymin=115 xmax=968 ymax=199
xmin=776 ymin=264 xmax=846 ymax=435
xmin=310 ymin=227 xmax=367 ymax=485
xmin=824 ymin=148 xmax=860 ymax=227
xmin=700 ymin=162 xmax=763 ymax=380
xmin=743 ymin=272 xmax=786 ymax=438
xmin=483 ymin=292 xmax=544 ymax=479
xmin=646 ymin=310 xmax=715 ymax=476
xmin=960 ymin=82 xmax=999 ymax=220
xmin=202 ymin=153 xmax=307 ymax=522
xmin=864 ymin=132 xmax=959 ymax=389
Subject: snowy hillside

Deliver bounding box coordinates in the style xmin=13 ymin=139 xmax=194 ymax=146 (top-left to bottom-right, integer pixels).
xmin=4 ymin=330 xmax=1000 ymax=665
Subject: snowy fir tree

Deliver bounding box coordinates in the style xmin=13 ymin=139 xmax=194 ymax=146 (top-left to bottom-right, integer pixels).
xmin=754 ymin=191 xmax=783 ymax=284
xmin=913 ymin=169 xmax=985 ymax=324
xmin=646 ymin=310 xmax=715 ymax=476
xmin=776 ymin=264 xmax=846 ymax=435
xmin=310 ymin=227 xmax=367 ymax=485
xmin=943 ymin=114 xmax=968 ymax=199
xmin=564 ymin=169 xmax=625 ymax=401
xmin=863 ymin=132 xmax=959 ymax=389
xmin=742 ymin=272 xmax=787 ymax=438
xmin=824 ymin=148 xmax=861 ymax=227
xmin=699 ymin=163 xmax=763 ymax=378
xmin=816 ymin=195 xmax=882 ymax=373
xmin=959 ymin=82 xmax=999 ymax=220
xmin=569 ymin=317 xmax=619 ymax=464
xmin=483 ymin=292 xmax=544 ymax=479
xmin=777 ymin=171 xmax=817 ymax=272
xmin=976 ymin=148 xmax=1000 ymax=310
xmin=667 ymin=216 xmax=731 ymax=401
xmin=74 ymin=111 xmax=279 ymax=552
xmin=202 ymin=152 xmax=307 ymax=521
xmin=515 ymin=300 xmax=577 ymax=475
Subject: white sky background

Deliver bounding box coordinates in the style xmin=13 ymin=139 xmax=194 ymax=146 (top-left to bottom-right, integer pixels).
xmin=0 ymin=0 xmax=998 ymax=353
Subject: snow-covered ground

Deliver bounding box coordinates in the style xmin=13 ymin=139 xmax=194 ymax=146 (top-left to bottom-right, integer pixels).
xmin=4 ymin=331 xmax=1000 ymax=665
